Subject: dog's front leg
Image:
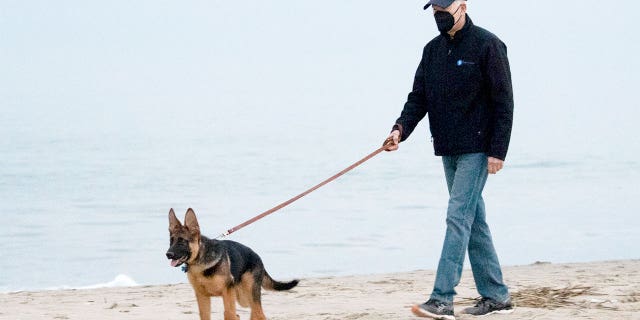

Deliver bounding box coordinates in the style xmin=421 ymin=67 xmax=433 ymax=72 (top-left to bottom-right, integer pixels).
xmin=221 ymin=286 xmax=239 ymax=320
xmin=194 ymin=291 xmax=212 ymax=320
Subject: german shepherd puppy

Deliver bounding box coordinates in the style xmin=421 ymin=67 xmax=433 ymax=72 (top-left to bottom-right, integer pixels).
xmin=166 ymin=208 xmax=299 ymax=320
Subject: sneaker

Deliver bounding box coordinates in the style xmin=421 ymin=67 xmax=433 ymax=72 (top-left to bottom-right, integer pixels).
xmin=411 ymin=299 xmax=455 ymax=320
xmin=462 ymin=297 xmax=514 ymax=316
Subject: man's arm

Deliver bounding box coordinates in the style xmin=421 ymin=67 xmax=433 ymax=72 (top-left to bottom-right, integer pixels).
xmin=384 ymin=50 xmax=429 ymax=151
xmin=484 ymin=39 xmax=514 ymax=162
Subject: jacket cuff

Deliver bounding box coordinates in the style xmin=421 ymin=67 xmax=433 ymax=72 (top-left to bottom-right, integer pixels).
xmin=488 ymin=150 xmax=507 ymax=161
xmin=391 ymin=123 xmax=404 ymax=140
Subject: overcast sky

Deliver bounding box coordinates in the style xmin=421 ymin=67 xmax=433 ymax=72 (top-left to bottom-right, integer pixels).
xmin=2 ymin=0 xmax=638 ymax=158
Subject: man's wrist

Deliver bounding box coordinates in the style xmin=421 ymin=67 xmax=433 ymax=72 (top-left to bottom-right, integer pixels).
xmin=391 ymin=123 xmax=403 ymax=140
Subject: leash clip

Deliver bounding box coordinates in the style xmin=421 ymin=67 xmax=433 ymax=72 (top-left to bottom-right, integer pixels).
xmin=215 ymin=231 xmax=231 ymax=240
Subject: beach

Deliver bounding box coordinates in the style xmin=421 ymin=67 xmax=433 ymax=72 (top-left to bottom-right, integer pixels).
xmin=2 ymin=259 xmax=638 ymax=320
xmin=3 ymin=2 xmax=640 ymax=319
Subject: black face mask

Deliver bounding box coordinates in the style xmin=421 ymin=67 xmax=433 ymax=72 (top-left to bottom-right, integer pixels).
xmin=434 ymin=5 xmax=462 ymax=32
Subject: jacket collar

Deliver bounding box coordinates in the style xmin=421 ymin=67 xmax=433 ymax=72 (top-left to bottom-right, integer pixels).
xmin=442 ymin=14 xmax=473 ymax=43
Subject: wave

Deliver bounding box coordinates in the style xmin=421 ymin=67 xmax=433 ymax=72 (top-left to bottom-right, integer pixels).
xmin=1 ymin=275 xmax=140 ymax=293
xmin=75 ymin=274 xmax=139 ymax=290
xmin=509 ymin=160 xmax=576 ymax=169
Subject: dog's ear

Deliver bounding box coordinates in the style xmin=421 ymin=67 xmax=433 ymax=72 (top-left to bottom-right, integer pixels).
xmin=168 ymin=208 xmax=182 ymax=233
xmin=184 ymin=208 xmax=200 ymax=236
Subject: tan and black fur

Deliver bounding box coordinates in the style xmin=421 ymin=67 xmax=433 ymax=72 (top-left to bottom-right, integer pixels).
xmin=166 ymin=208 xmax=298 ymax=320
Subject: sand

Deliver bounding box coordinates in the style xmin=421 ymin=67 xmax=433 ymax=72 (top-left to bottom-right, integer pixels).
xmin=1 ymin=260 xmax=639 ymax=320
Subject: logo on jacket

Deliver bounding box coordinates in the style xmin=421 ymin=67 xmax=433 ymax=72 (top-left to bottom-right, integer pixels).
xmin=456 ymin=59 xmax=476 ymax=66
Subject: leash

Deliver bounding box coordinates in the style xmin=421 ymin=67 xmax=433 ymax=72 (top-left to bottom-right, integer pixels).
xmin=215 ymin=140 xmax=394 ymax=239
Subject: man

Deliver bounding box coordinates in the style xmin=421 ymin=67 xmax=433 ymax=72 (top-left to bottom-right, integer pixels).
xmin=383 ymin=0 xmax=514 ymax=319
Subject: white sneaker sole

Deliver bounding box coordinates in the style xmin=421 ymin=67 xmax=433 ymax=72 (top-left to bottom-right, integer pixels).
xmin=486 ymin=308 xmax=514 ymax=316
xmin=411 ymin=304 xmax=456 ymax=320
xmin=468 ymin=308 xmax=515 ymax=317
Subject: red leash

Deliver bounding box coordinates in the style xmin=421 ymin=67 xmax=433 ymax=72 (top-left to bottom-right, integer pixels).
xmin=216 ymin=142 xmax=392 ymax=239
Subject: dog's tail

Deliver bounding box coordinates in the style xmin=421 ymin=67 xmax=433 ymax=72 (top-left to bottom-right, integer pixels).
xmin=262 ymin=271 xmax=299 ymax=291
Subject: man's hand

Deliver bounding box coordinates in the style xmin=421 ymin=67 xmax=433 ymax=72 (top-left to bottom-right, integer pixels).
xmin=488 ymin=157 xmax=504 ymax=174
xmin=383 ymin=130 xmax=401 ymax=151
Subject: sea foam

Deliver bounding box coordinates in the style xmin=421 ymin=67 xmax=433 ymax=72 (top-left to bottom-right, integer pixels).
xmin=77 ymin=274 xmax=139 ymax=289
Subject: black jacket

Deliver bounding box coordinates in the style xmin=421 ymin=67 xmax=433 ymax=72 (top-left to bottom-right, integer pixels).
xmin=393 ymin=16 xmax=513 ymax=160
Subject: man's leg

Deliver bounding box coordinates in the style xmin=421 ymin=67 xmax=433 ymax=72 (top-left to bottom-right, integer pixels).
xmin=431 ymin=153 xmax=488 ymax=303
xmin=468 ymin=196 xmax=510 ymax=302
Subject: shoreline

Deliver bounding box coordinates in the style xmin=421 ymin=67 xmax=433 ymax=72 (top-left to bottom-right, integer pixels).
xmin=1 ymin=259 xmax=638 ymax=319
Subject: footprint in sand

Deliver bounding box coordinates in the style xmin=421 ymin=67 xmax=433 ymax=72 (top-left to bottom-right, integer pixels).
xmin=344 ymin=312 xmax=370 ymax=319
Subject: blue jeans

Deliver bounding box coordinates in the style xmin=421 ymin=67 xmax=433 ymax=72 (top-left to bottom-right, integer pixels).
xmin=430 ymin=153 xmax=510 ymax=303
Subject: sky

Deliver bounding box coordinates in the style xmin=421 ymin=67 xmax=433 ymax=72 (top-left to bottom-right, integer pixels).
xmin=2 ymin=0 xmax=639 ymax=158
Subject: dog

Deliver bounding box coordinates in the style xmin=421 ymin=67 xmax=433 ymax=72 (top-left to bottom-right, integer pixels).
xmin=166 ymin=208 xmax=299 ymax=320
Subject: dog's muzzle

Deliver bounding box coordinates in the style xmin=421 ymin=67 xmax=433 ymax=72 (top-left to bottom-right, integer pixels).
xmin=166 ymin=251 xmax=187 ymax=267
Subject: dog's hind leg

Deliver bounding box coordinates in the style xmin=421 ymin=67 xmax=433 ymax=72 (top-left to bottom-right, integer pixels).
xmin=248 ymin=297 xmax=266 ymax=320
xmin=194 ymin=291 xmax=212 ymax=320
xmin=248 ymin=271 xmax=267 ymax=320
xmin=222 ymin=286 xmax=240 ymax=320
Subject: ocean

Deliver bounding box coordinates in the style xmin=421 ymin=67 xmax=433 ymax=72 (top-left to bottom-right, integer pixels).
xmin=1 ymin=107 xmax=639 ymax=293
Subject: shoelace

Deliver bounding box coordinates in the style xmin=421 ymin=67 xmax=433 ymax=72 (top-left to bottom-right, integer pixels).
xmin=427 ymin=300 xmax=450 ymax=312
xmin=474 ymin=297 xmax=492 ymax=308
